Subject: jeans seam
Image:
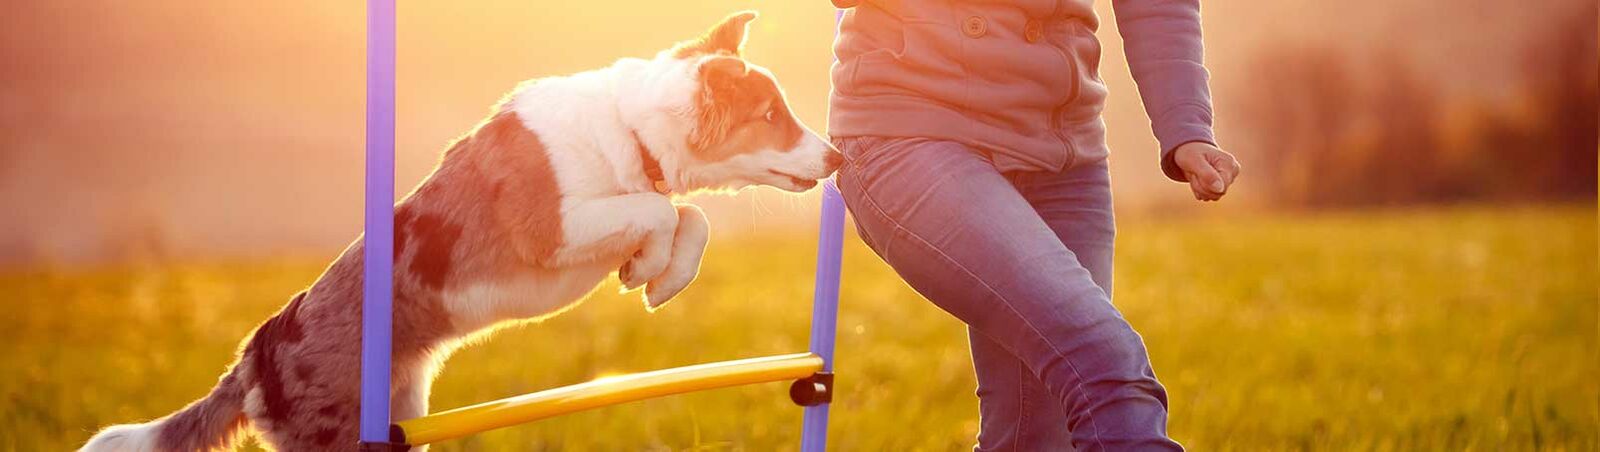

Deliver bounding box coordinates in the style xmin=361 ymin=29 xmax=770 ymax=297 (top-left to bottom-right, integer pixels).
xmin=847 ymin=176 xmax=1109 ymax=451
xmin=1014 ymin=358 xmax=1027 ymax=452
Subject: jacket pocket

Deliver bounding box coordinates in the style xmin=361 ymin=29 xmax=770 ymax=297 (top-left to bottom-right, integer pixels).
xmin=839 ymin=5 xmax=906 ymax=97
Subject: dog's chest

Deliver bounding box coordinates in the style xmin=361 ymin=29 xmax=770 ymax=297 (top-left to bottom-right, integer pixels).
xmin=439 ymin=259 xmax=623 ymax=332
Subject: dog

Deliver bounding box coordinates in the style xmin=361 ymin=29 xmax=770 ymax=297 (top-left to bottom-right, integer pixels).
xmin=80 ymin=11 xmax=839 ymax=451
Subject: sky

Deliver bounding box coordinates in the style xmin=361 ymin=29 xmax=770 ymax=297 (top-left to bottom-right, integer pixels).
xmin=0 ymin=0 xmax=1586 ymax=263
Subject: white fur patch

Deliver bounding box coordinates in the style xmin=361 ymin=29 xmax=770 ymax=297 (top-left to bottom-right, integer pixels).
xmin=442 ymin=262 xmax=618 ymax=333
xmin=78 ymin=422 xmax=160 ymax=452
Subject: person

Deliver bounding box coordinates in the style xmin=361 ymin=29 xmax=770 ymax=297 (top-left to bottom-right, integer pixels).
xmin=827 ymin=0 xmax=1241 ymax=450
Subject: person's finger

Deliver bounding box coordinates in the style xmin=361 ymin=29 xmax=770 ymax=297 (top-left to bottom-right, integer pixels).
xmin=1185 ymin=173 xmax=1206 ymax=200
xmin=1190 ymin=162 xmax=1225 ymax=195
xmin=1187 ymin=176 xmax=1219 ymax=201
xmin=1210 ymin=154 xmax=1238 ymax=187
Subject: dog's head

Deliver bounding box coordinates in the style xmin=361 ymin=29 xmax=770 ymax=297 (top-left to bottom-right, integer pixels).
xmin=637 ymin=11 xmax=842 ymax=193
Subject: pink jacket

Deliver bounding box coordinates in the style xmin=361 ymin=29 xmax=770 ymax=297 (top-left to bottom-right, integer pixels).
xmin=829 ymin=0 xmax=1215 ymax=181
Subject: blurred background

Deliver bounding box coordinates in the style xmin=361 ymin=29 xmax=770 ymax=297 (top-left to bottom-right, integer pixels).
xmin=1 ymin=0 xmax=1595 ymax=450
xmin=3 ymin=0 xmax=1592 ymax=263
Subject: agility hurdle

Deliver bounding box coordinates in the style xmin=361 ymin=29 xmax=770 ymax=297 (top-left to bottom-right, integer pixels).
xmin=357 ymin=2 xmax=845 ymax=450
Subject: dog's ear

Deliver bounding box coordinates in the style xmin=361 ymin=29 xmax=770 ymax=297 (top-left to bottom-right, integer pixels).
xmin=673 ymin=11 xmax=758 ymax=58
xmin=688 ymin=57 xmax=749 ymax=153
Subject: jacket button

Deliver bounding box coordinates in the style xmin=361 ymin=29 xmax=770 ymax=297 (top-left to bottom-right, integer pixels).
xmin=1024 ymin=20 xmax=1044 ymax=43
xmin=962 ymin=16 xmax=987 ymax=38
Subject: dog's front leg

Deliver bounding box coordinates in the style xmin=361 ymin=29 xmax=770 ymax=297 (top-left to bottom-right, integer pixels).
xmin=548 ymin=193 xmax=678 ymax=287
xmin=642 ymin=204 xmax=709 ymax=309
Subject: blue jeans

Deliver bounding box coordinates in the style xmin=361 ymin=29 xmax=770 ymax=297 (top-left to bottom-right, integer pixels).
xmin=834 ymin=137 xmax=1182 ymax=451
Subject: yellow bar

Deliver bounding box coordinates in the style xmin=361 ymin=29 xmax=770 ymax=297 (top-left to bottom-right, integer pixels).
xmin=395 ymin=353 xmax=825 ymax=445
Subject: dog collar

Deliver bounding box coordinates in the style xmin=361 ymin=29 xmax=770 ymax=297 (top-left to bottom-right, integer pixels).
xmin=631 ymin=131 xmax=669 ymax=194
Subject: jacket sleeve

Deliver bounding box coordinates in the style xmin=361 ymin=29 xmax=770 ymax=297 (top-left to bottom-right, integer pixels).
xmin=1113 ymin=0 xmax=1216 ymax=182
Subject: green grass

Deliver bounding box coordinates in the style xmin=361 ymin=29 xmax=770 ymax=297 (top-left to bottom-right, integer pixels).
xmin=3 ymin=205 xmax=1595 ymax=451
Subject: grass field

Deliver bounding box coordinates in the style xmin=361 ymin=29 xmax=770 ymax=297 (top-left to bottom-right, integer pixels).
xmin=3 ymin=205 xmax=1595 ymax=451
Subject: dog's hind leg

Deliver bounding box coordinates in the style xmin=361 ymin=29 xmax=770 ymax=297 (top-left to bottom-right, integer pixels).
xmin=391 ymin=379 xmax=431 ymax=452
xmin=643 ymin=204 xmax=709 ymax=309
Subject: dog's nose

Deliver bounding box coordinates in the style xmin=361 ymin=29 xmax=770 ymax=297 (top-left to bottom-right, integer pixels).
xmin=824 ymin=151 xmax=844 ymax=173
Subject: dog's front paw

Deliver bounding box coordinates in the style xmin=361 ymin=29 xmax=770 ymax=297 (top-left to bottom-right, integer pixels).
xmin=644 ymin=266 xmax=697 ymax=310
xmin=619 ymin=249 xmax=671 ymax=290
xmin=641 ymin=205 xmax=708 ymax=310
xmin=617 ymin=203 xmax=681 ymax=290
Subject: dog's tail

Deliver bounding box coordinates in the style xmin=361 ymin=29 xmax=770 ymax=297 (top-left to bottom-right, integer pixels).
xmin=79 ymin=368 xmax=248 ymax=452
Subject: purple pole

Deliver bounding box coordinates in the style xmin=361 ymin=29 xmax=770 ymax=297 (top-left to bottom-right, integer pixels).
xmin=800 ymin=179 xmax=845 ymax=452
xmin=800 ymin=11 xmax=848 ymax=447
xmin=359 ymin=0 xmax=396 ymax=446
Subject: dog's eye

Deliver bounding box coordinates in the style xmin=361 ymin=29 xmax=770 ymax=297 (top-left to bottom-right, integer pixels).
xmin=763 ymin=109 xmax=777 ymax=123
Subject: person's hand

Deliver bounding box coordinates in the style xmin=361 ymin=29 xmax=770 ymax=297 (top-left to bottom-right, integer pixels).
xmin=1173 ymin=141 xmax=1240 ymax=202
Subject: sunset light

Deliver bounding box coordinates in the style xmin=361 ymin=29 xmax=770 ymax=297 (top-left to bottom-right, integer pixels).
xmin=2 ymin=1 xmax=1594 ymax=450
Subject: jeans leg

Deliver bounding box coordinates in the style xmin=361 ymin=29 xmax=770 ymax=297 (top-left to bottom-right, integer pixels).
xmin=834 ymin=137 xmax=1180 ymax=452
xmin=1014 ymin=160 xmax=1117 ymax=295
xmin=968 ymin=159 xmax=1122 ymax=451
xmin=969 ymin=330 xmax=1074 ymax=451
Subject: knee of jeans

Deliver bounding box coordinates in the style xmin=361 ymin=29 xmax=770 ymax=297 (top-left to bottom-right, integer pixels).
xmin=1081 ymin=320 xmax=1159 ymax=385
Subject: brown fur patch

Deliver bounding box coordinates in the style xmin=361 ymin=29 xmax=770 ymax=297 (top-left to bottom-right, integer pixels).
xmin=312 ymin=427 xmax=339 ymax=446
xmin=294 ymin=363 xmax=315 ymax=381
xmin=690 ymin=57 xmax=804 ymax=162
xmin=483 ymin=114 xmax=564 ymax=265
xmin=395 ymin=206 xmax=464 ymax=290
xmin=446 ymin=111 xmax=564 ymax=266
xmin=245 ymin=291 xmax=308 ymax=423
xmin=315 ymin=404 xmax=340 ymax=417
